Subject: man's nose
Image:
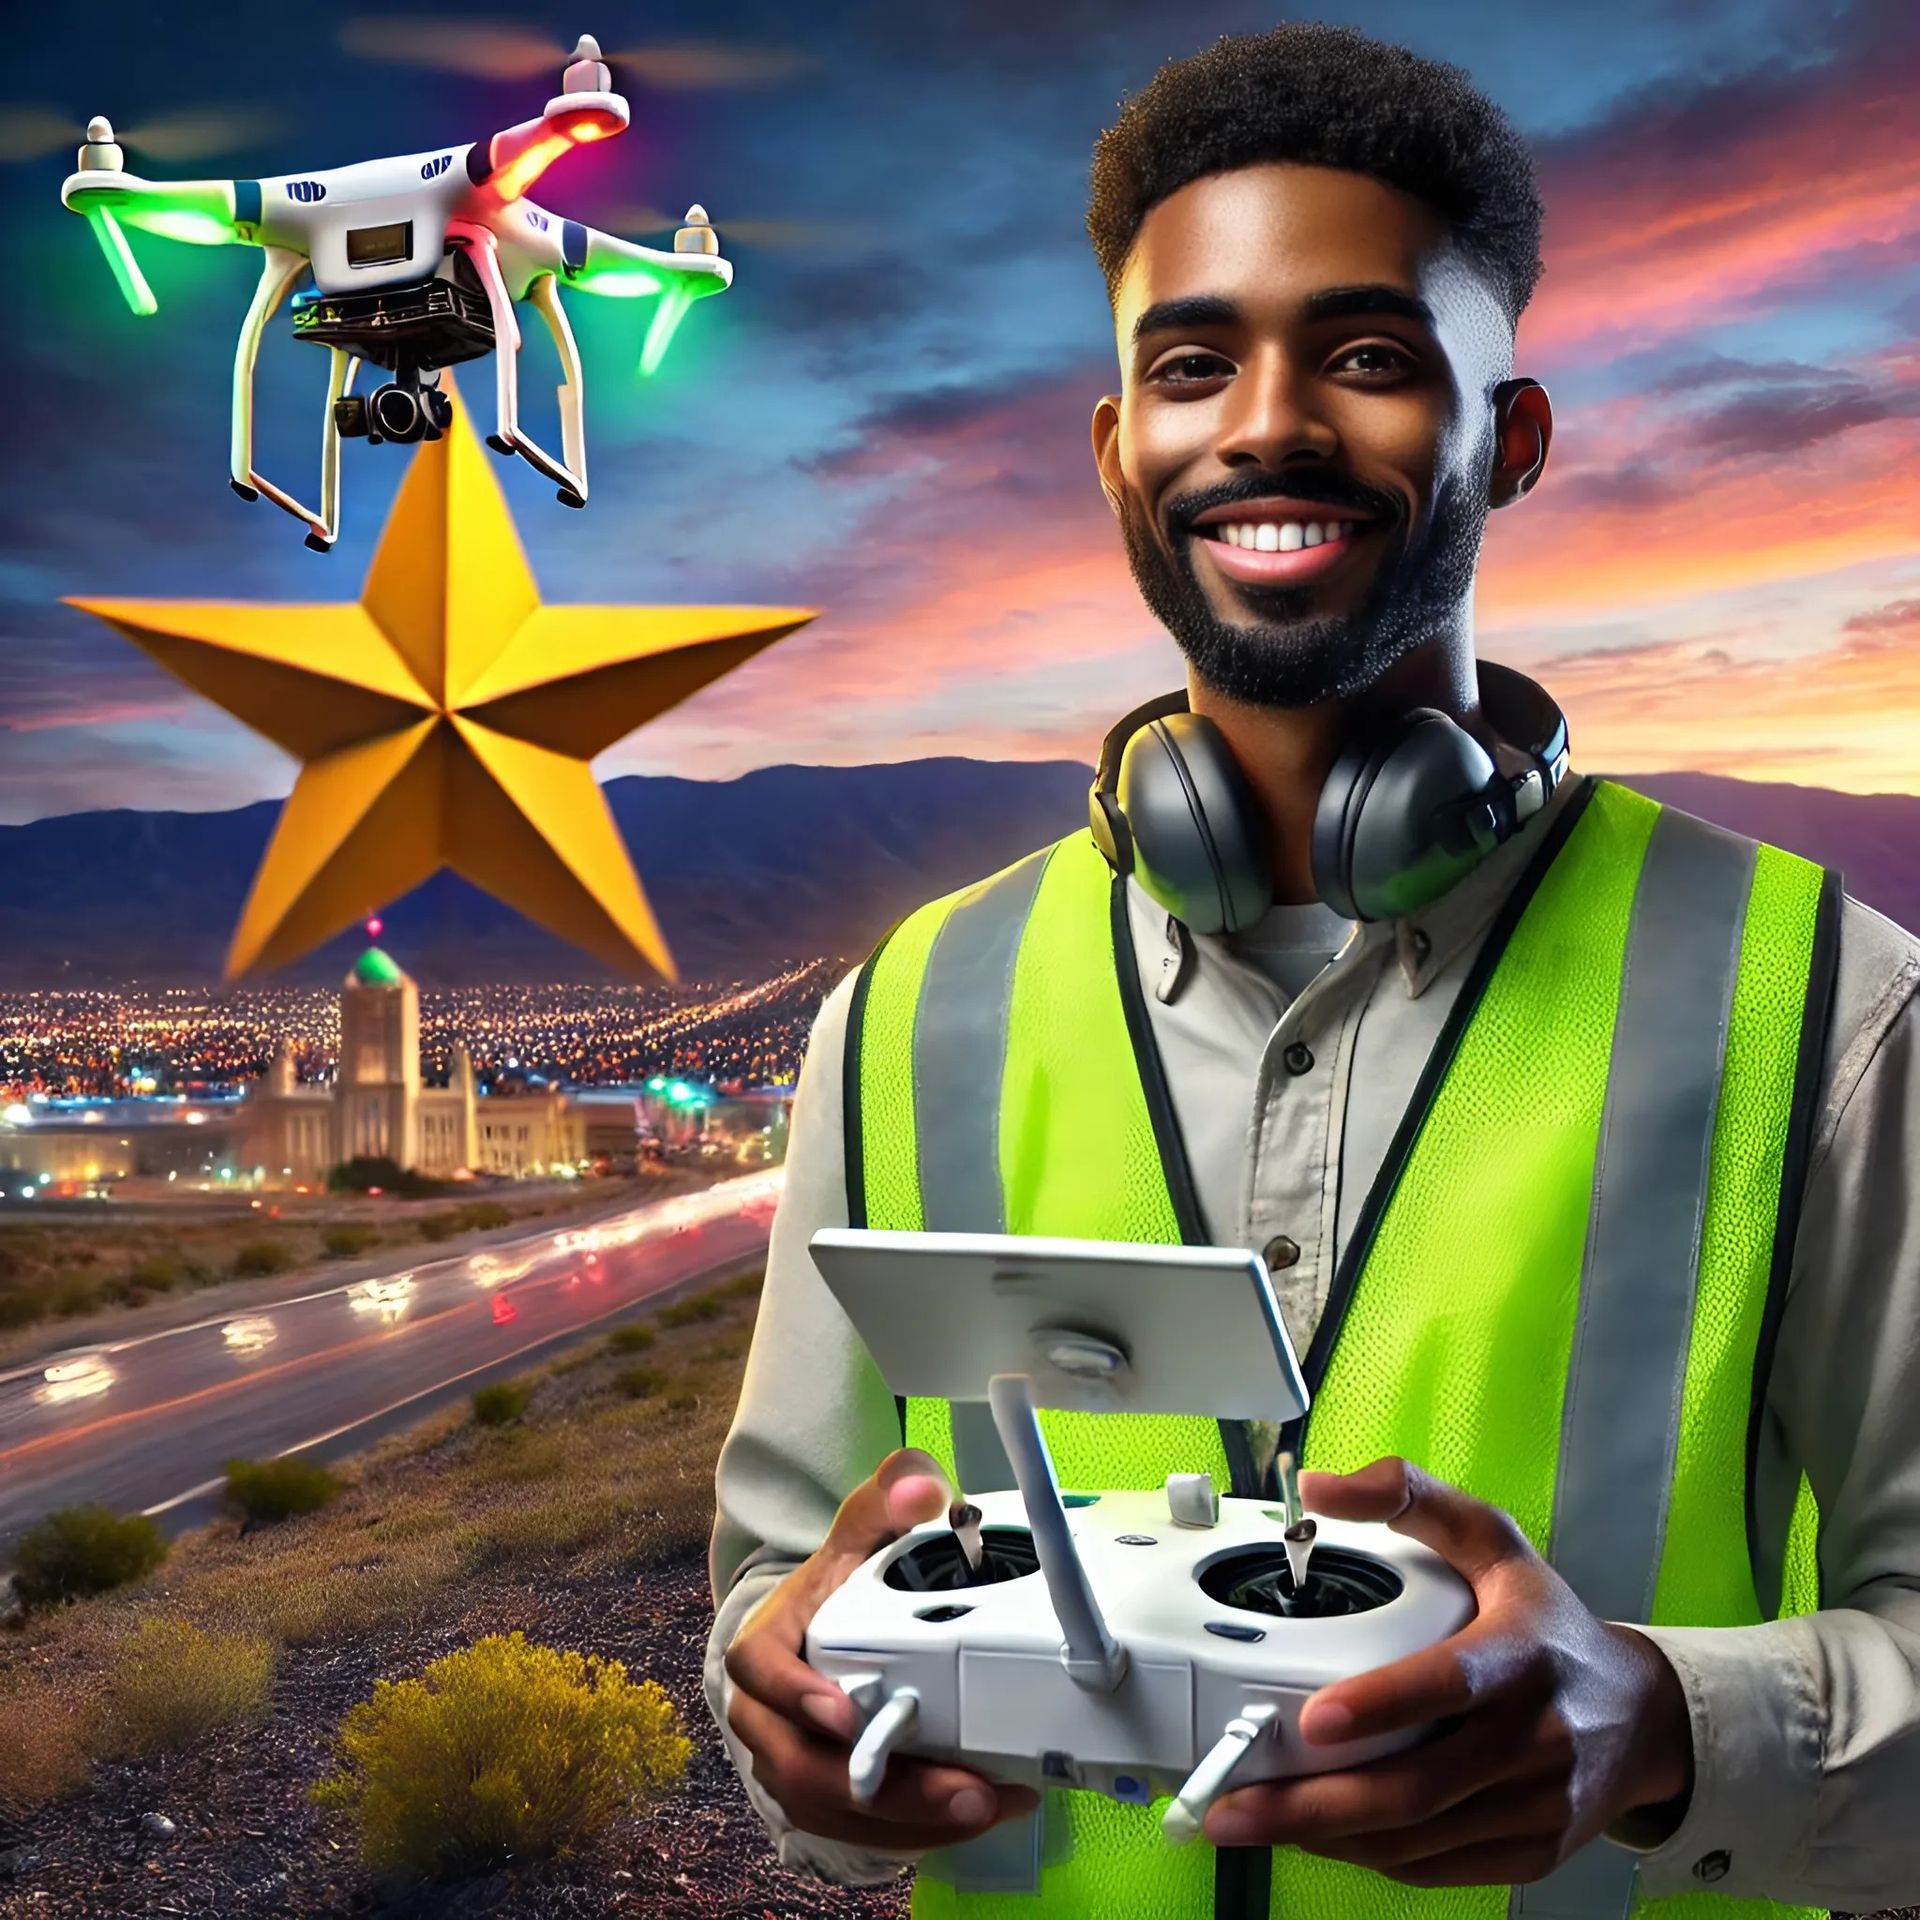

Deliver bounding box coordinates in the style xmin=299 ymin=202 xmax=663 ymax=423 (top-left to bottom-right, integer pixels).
xmin=1216 ymin=351 xmax=1338 ymax=468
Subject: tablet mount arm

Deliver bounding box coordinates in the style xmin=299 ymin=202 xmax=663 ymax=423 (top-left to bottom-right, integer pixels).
xmin=988 ymin=1371 xmax=1128 ymax=1692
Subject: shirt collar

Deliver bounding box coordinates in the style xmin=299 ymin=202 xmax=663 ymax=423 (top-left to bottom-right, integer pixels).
xmin=1130 ymin=761 xmax=1587 ymax=1001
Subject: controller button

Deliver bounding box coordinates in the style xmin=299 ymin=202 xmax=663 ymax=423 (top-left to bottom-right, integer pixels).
xmin=1113 ymin=1774 xmax=1149 ymax=1803
xmin=1115 ymin=1534 xmax=1158 ymax=1546
xmin=914 ymin=1603 xmax=973 ymax=1623
xmin=1204 ymin=1620 xmax=1267 ymax=1643
xmin=1692 ymin=1851 xmax=1730 ymax=1883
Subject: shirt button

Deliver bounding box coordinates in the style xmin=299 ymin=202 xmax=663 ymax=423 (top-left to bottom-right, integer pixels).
xmin=1263 ymin=1235 xmax=1300 ymax=1272
xmin=1692 ymin=1850 xmax=1730 ymax=1883
xmin=1282 ymin=1041 xmax=1314 ymax=1075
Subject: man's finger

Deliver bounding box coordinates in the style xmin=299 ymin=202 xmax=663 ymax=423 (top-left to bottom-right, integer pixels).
xmin=1206 ymin=1700 xmax=1533 ymax=1845
xmin=1298 ymin=1456 xmax=1533 ymax=1585
xmin=727 ymin=1593 xmax=866 ymax=1743
xmin=821 ymin=1446 xmax=956 ymax=1571
xmin=1296 ymin=1614 xmax=1541 ymax=1745
xmin=729 ymin=1687 xmax=1037 ymax=1840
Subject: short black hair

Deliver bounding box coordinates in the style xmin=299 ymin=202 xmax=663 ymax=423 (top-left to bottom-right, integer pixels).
xmin=1088 ymin=23 xmax=1545 ymax=331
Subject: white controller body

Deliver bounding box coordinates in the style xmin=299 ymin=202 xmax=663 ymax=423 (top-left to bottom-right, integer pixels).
xmin=806 ymin=1484 xmax=1476 ymax=1817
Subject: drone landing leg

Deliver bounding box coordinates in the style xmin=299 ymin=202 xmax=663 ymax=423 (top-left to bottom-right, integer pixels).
xmin=229 ymin=244 xmax=340 ymax=550
xmin=447 ymin=222 xmax=526 ymax=460
xmin=312 ymin=351 xmax=360 ymax=553
xmin=523 ymin=274 xmax=590 ymax=507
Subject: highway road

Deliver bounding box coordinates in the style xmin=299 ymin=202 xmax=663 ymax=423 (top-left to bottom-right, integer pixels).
xmin=0 ymin=1172 xmax=778 ymax=1567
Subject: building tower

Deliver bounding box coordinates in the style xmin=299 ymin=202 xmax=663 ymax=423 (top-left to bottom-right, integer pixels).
xmin=334 ymin=945 xmax=421 ymax=1169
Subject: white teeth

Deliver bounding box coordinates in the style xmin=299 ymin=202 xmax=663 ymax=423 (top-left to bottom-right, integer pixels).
xmin=1211 ymin=518 xmax=1357 ymax=549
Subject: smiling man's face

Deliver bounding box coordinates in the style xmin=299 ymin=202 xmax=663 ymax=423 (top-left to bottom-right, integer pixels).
xmin=1092 ymin=162 xmax=1523 ymax=709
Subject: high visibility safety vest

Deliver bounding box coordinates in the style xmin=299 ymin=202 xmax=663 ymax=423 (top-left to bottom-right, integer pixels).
xmin=842 ymin=777 xmax=1841 ymax=1920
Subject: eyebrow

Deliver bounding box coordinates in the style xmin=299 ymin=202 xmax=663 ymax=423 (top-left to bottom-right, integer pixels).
xmin=1130 ymin=284 xmax=1437 ymax=347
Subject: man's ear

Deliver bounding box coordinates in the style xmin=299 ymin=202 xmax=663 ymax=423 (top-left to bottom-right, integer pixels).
xmin=1489 ymin=377 xmax=1552 ymax=509
xmin=1091 ymin=393 xmax=1124 ymax=518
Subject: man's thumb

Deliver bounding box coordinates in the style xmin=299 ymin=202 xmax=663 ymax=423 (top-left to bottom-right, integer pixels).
xmin=822 ymin=1447 xmax=954 ymax=1565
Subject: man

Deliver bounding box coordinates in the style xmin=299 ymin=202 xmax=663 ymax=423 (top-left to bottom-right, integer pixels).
xmin=706 ymin=21 xmax=1920 ymax=1919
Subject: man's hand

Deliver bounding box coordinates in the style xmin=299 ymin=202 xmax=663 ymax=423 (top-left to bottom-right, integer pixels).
xmin=724 ymin=1446 xmax=1040 ymax=1853
xmin=1202 ymin=1456 xmax=1694 ymax=1887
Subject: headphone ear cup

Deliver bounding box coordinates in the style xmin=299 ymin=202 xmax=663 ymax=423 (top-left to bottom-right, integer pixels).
xmin=1314 ymin=708 xmax=1499 ymax=921
xmin=1118 ymin=712 xmax=1273 ymax=934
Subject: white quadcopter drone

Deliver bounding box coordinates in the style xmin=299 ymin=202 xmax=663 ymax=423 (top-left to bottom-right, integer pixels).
xmin=802 ymin=1229 xmax=1477 ymax=1878
xmin=60 ymin=34 xmax=731 ymax=551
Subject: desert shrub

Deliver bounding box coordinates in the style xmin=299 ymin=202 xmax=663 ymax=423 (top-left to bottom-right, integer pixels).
xmin=96 ymin=1617 xmax=276 ymax=1756
xmin=657 ymin=1292 xmax=725 ymax=1328
xmin=614 ymin=1364 xmax=666 ymax=1399
xmin=323 ymin=1226 xmax=382 ymax=1259
xmin=328 ymin=1157 xmax=447 ymax=1199
xmin=232 ymin=1239 xmax=295 ymax=1278
xmin=471 ymin=1380 xmax=531 ymax=1426
xmin=0 ymin=1285 xmax=50 ymax=1331
xmin=604 ymin=1323 xmax=655 ymax=1355
xmin=310 ymin=1630 xmax=691 ymax=1877
xmin=720 ymin=1269 xmax=764 ymax=1298
xmin=665 ymin=1392 xmax=699 ymax=1414
xmin=415 ymin=1212 xmax=459 ymax=1243
xmin=128 ymin=1253 xmax=186 ymax=1292
xmin=225 ymin=1455 xmax=341 ymax=1524
xmin=0 ymin=1680 xmax=94 ymax=1809
xmin=50 ymin=1271 xmax=103 ymax=1317
xmin=455 ymin=1201 xmax=512 ymax=1232
xmin=12 ymin=1506 xmax=168 ymax=1608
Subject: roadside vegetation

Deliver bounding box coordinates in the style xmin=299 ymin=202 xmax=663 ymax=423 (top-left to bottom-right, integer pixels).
xmin=0 ymin=1163 xmax=720 ymax=1354
xmin=0 ymin=1264 xmax=765 ymax=1894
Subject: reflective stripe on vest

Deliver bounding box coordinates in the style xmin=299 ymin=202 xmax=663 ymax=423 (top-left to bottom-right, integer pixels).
xmin=844 ymin=778 xmax=1838 ymax=1920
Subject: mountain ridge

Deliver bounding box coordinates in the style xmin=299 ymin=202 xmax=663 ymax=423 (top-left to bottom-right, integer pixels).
xmin=3 ymin=761 xmax=1916 ymax=986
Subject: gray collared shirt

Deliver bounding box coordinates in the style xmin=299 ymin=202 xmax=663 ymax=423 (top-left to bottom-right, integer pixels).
xmin=706 ymin=763 xmax=1920 ymax=1911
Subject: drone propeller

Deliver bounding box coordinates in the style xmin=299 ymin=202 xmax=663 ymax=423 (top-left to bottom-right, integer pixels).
xmin=0 ymin=102 xmax=275 ymax=164
xmin=339 ymin=18 xmax=813 ymax=89
xmin=605 ymin=204 xmax=867 ymax=253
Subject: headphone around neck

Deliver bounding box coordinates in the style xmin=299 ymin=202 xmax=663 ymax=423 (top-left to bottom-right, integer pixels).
xmin=1087 ymin=659 xmax=1570 ymax=931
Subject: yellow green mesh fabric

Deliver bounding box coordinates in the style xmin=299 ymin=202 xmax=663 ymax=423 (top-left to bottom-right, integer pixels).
xmin=1651 ymin=841 xmax=1824 ymax=1629
xmin=854 ymin=801 xmax=1828 ymax=1920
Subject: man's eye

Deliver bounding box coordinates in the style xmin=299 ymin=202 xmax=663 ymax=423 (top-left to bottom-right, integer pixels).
xmin=1334 ymin=344 xmax=1413 ymax=378
xmin=1152 ymin=352 xmax=1231 ymax=385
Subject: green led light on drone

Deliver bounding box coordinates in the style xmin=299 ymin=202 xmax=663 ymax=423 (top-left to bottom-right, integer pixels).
xmin=571 ymin=260 xmax=662 ymax=298
xmin=127 ymin=206 xmax=235 ymax=246
xmin=640 ymin=284 xmax=695 ymax=376
xmin=86 ymin=207 xmax=157 ymax=316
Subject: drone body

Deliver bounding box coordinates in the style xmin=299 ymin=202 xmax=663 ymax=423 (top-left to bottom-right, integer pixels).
xmin=60 ymin=36 xmax=731 ymax=550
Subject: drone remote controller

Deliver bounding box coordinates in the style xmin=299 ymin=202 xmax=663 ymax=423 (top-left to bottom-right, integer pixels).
xmin=802 ymin=1230 xmax=1477 ymax=1846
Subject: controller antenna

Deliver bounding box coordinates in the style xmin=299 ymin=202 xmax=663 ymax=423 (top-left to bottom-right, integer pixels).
xmin=948 ymin=1499 xmax=984 ymax=1577
xmin=987 ymin=1373 xmax=1127 ymax=1692
xmin=1276 ymin=1449 xmax=1303 ymax=1532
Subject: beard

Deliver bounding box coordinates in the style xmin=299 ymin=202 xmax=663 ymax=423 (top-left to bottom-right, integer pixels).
xmin=1117 ymin=463 xmax=1489 ymax=710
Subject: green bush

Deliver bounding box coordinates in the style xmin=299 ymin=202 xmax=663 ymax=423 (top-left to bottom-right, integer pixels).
xmin=231 ymin=1239 xmax=295 ymax=1278
xmin=614 ymin=1364 xmax=666 ymax=1399
xmin=224 ymin=1455 xmax=341 ymax=1524
xmin=50 ymin=1272 xmax=102 ymax=1318
xmin=327 ymin=1156 xmax=448 ymax=1200
xmin=657 ymin=1292 xmax=725 ymax=1328
xmin=128 ymin=1253 xmax=186 ymax=1292
xmin=456 ymin=1201 xmax=512 ymax=1233
xmin=415 ymin=1212 xmax=459 ymax=1243
xmin=604 ymin=1323 xmax=656 ymax=1355
xmin=11 ymin=1505 xmax=168 ymax=1608
xmin=720 ymin=1269 xmax=764 ymax=1298
xmin=471 ymin=1380 xmax=532 ymax=1426
xmin=97 ymin=1617 xmax=276 ymax=1756
xmin=0 ymin=1284 xmax=49 ymax=1331
xmin=323 ymin=1226 xmax=382 ymax=1259
xmin=310 ymin=1630 xmax=691 ymax=1877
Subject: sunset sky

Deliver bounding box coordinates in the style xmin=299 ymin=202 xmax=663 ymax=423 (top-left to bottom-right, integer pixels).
xmin=1 ymin=0 xmax=1915 ymax=823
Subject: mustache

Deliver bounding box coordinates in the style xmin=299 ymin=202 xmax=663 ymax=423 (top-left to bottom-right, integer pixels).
xmin=1163 ymin=472 xmax=1401 ymax=540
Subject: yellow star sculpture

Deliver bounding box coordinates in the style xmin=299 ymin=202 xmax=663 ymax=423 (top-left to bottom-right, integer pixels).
xmin=64 ymin=373 xmax=817 ymax=981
